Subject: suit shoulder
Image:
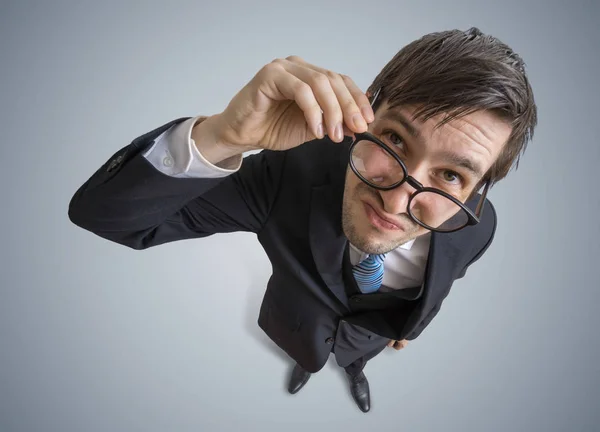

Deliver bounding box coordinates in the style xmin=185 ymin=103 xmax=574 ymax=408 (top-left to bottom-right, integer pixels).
xmin=452 ymin=195 xmax=497 ymax=253
xmin=481 ymin=198 xmax=498 ymax=239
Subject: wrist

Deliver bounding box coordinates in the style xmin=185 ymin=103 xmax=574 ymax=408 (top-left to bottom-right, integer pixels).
xmin=192 ymin=114 xmax=248 ymax=165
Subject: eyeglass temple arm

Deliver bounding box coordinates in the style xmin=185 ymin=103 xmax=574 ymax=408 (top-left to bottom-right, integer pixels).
xmin=474 ymin=179 xmax=493 ymax=218
xmin=370 ymin=87 xmax=382 ymax=108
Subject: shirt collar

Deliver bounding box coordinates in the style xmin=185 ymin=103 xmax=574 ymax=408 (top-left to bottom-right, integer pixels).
xmin=349 ymin=237 xmax=417 ymax=257
xmin=399 ymin=238 xmax=416 ymax=250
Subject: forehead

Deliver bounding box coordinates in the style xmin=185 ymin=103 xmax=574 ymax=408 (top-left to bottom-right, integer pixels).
xmin=376 ymin=103 xmax=512 ymax=169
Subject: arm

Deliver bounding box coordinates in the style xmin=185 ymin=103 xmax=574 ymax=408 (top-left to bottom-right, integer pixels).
xmin=68 ymin=117 xmax=287 ymax=249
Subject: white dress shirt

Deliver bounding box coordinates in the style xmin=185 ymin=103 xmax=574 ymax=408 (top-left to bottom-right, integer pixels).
xmin=142 ymin=116 xmax=431 ymax=291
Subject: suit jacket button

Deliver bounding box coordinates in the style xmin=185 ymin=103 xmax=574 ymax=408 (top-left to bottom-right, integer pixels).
xmin=325 ymin=337 xmax=335 ymax=344
xmin=352 ymin=296 xmax=361 ymax=302
xmin=107 ymin=154 xmax=125 ymax=172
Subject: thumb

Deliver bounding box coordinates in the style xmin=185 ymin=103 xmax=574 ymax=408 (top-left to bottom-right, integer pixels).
xmin=342 ymin=124 xmax=356 ymax=141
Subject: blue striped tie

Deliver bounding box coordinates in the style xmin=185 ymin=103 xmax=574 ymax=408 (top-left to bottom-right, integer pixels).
xmin=352 ymin=253 xmax=387 ymax=294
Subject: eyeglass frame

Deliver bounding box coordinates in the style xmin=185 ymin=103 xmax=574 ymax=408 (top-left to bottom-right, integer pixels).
xmin=347 ymin=87 xmax=493 ymax=233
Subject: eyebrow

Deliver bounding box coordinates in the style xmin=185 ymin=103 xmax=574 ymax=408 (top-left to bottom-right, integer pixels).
xmin=380 ymin=110 xmax=421 ymax=139
xmin=438 ymin=152 xmax=485 ymax=179
xmin=379 ymin=109 xmax=484 ymax=179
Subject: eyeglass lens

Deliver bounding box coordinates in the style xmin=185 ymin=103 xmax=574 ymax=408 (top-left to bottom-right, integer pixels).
xmin=351 ymin=139 xmax=470 ymax=232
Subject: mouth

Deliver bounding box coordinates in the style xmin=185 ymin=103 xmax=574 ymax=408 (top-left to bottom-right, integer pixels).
xmin=362 ymin=202 xmax=405 ymax=231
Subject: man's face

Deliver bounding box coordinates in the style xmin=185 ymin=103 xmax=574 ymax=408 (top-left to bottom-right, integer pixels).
xmin=341 ymin=101 xmax=512 ymax=254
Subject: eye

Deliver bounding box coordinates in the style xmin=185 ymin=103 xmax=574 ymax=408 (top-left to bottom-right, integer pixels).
xmin=440 ymin=170 xmax=464 ymax=186
xmin=382 ymin=130 xmax=405 ymax=149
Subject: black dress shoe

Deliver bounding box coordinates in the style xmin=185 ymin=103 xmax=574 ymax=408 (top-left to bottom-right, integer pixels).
xmin=288 ymin=363 xmax=311 ymax=394
xmin=346 ymin=371 xmax=370 ymax=412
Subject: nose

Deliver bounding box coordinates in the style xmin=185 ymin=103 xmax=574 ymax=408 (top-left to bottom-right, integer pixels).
xmin=379 ymin=163 xmax=427 ymax=215
xmin=379 ymin=181 xmax=414 ymax=215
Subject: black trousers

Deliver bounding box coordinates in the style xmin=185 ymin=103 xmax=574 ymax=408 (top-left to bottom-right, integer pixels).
xmin=339 ymin=344 xmax=388 ymax=377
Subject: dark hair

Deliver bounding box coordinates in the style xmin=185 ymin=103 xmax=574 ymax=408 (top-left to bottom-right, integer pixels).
xmin=367 ymin=27 xmax=537 ymax=187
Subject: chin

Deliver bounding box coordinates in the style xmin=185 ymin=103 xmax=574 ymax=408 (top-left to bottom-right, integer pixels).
xmin=346 ymin=221 xmax=403 ymax=254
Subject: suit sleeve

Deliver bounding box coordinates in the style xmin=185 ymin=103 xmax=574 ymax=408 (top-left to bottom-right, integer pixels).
xmin=404 ymin=200 xmax=498 ymax=340
xmin=68 ymin=118 xmax=287 ymax=249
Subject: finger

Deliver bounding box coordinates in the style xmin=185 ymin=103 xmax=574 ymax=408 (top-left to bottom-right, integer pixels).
xmin=276 ymin=59 xmax=344 ymax=142
xmin=387 ymin=340 xmax=395 ymax=347
xmin=264 ymin=62 xmax=325 ymax=139
xmin=340 ymin=74 xmax=375 ymax=123
xmin=327 ymin=72 xmax=368 ymax=133
xmin=342 ymin=123 xmax=355 ymax=140
xmin=287 ymin=57 xmax=372 ymax=132
xmin=395 ymin=340 xmax=408 ymax=350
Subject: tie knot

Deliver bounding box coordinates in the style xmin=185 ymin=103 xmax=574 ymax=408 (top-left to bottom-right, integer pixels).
xmin=352 ymin=253 xmax=387 ymax=294
xmin=364 ymin=253 xmax=386 ymax=265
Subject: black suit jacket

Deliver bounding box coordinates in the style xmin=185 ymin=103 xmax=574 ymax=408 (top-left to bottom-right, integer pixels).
xmin=68 ymin=117 xmax=497 ymax=373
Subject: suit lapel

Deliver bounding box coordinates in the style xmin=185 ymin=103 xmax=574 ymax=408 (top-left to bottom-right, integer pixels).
xmin=410 ymin=195 xmax=483 ymax=318
xmin=400 ymin=230 xmax=462 ymax=333
xmin=308 ymin=142 xmax=352 ymax=309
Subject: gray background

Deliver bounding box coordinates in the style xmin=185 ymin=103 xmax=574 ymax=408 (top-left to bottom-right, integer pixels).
xmin=1 ymin=0 xmax=599 ymax=431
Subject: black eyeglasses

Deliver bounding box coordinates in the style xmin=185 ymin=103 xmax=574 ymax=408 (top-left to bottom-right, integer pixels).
xmin=348 ymin=87 xmax=493 ymax=233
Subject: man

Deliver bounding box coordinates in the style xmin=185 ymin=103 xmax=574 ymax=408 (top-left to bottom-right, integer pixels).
xmin=68 ymin=27 xmax=537 ymax=413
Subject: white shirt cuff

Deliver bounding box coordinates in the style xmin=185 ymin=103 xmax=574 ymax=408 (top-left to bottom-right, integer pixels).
xmin=142 ymin=116 xmax=242 ymax=178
